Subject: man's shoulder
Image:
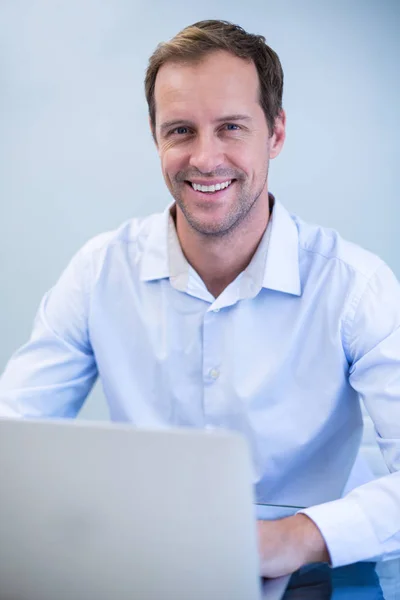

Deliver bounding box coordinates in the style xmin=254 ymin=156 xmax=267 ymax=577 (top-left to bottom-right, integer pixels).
xmin=67 ymin=209 xmax=167 ymax=285
xmin=79 ymin=210 xmax=165 ymax=259
xmin=292 ymin=212 xmax=384 ymax=281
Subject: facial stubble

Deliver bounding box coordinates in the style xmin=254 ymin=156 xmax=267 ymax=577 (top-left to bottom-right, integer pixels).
xmin=170 ymin=166 xmax=269 ymax=238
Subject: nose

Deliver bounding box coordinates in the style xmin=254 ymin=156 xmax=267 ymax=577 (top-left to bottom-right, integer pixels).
xmin=188 ymin=132 xmax=224 ymax=174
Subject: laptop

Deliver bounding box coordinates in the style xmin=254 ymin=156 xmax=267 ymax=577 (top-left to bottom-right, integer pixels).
xmin=0 ymin=418 xmax=289 ymax=599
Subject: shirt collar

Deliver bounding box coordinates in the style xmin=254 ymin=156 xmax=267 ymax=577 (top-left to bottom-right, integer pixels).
xmin=261 ymin=200 xmax=301 ymax=296
xmin=139 ymin=205 xmax=171 ymax=282
xmin=140 ymin=198 xmax=301 ymax=298
xmin=140 ymin=202 xmax=193 ymax=289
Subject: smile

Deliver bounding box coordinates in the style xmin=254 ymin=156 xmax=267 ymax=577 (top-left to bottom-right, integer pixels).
xmin=189 ymin=180 xmax=233 ymax=193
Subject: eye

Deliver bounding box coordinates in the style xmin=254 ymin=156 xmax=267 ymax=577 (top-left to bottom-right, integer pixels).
xmin=224 ymin=123 xmax=240 ymax=131
xmin=171 ymin=126 xmax=190 ymax=135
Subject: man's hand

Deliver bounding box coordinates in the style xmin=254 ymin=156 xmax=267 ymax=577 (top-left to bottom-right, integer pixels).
xmin=257 ymin=514 xmax=331 ymax=578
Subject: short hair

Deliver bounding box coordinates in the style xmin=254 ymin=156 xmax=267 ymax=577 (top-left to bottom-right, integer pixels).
xmin=145 ymin=20 xmax=284 ymax=139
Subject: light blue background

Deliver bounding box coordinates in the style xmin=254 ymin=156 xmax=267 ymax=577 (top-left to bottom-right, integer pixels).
xmin=1 ymin=0 xmax=399 ymax=425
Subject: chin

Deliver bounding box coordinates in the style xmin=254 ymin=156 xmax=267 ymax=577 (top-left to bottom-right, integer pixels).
xmin=189 ymin=217 xmax=238 ymax=237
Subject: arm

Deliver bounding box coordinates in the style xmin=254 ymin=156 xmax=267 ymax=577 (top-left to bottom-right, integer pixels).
xmin=0 ymin=243 xmax=98 ymax=418
xmin=299 ymin=262 xmax=400 ymax=567
xmin=258 ymin=262 xmax=400 ymax=577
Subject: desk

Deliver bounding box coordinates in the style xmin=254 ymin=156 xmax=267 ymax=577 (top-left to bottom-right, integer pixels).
xmin=278 ymin=559 xmax=400 ymax=598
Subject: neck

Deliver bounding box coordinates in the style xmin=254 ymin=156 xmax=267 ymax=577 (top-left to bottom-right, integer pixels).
xmin=175 ymin=195 xmax=272 ymax=298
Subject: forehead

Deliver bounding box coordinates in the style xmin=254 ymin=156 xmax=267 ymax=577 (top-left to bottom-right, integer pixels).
xmin=154 ymin=51 xmax=260 ymax=123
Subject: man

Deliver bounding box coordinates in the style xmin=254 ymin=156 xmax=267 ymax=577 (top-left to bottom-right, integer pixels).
xmin=1 ymin=20 xmax=399 ymax=578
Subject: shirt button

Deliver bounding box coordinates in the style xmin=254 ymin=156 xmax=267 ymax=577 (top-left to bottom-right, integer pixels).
xmin=209 ymin=368 xmax=220 ymax=380
xmin=213 ymin=308 xmax=220 ymax=313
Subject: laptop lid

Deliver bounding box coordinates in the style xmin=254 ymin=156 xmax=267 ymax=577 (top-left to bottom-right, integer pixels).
xmin=0 ymin=418 xmax=268 ymax=600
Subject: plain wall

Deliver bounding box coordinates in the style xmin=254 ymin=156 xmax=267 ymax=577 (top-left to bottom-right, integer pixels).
xmin=1 ymin=0 xmax=399 ymax=423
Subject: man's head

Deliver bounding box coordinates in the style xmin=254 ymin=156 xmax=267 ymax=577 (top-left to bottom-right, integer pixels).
xmin=144 ymin=20 xmax=286 ymax=237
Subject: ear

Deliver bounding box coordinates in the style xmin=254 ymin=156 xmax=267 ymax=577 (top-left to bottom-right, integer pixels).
xmin=269 ymin=109 xmax=286 ymax=159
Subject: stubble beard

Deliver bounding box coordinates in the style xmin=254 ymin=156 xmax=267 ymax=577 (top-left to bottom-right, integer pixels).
xmin=171 ymin=170 xmax=269 ymax=239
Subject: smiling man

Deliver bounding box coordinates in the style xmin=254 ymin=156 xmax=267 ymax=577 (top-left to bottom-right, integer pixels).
xmin=1 ymin=20 xmax=400 ymax=578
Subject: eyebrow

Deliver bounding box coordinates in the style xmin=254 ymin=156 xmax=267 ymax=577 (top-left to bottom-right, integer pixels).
xmin=159 ymin=114 xmax=252 ymax=134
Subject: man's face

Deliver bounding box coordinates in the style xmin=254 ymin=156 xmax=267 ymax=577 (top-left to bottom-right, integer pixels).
xmin=154 ymin=50 xmax=284 ymax=237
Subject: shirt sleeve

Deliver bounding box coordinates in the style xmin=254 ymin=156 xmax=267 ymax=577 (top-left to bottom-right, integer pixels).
xmin=299 ymin=262 xmax=400 ymax=567
xmin=0 ymin=244 xmax=98 ymax=418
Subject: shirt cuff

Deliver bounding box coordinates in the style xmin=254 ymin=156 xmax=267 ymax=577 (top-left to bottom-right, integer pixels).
xmin=298 ymin=494 xmax=382 ymax=568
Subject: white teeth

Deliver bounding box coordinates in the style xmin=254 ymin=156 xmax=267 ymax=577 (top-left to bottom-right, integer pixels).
xmin=191 ymin=180 xmax=232 ymax=193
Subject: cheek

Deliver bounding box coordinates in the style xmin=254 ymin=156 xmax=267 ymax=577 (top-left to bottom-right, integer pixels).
xmin=252 ymin=140 xmax=270 ymax=175
xmin=227 ymin=137 xmax=265 ymax=171
xmin=161 ymin=147 xmax=188 ymax=177
xmin=228 ymin=147 xmax=256 ymax=179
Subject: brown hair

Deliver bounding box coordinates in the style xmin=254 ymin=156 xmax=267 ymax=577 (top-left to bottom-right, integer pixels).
xmin=145 ymin=20 xmax=284 ymax=139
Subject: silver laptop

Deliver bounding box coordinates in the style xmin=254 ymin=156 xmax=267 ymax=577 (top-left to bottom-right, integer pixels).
xmin=0 ymin=418 xmax=289 ymax=600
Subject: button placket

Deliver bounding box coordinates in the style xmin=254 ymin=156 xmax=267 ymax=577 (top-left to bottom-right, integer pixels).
xmin=202 ymin=310 xmax=223 ymax=427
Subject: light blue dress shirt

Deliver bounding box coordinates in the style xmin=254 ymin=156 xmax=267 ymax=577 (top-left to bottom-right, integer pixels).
xmin=1 ymin=199 xmax=400 ymax=568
